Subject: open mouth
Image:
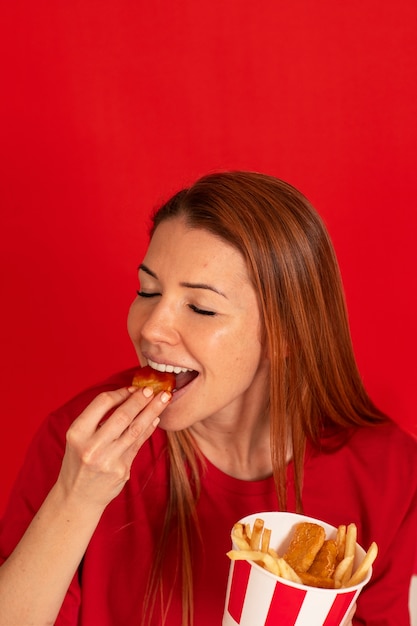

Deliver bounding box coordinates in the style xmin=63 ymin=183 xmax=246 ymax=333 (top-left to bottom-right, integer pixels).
xmin=147 ymin=358 xmax=198 ymax=391
xmin=174 ymin=369 xmax=198 ymax=391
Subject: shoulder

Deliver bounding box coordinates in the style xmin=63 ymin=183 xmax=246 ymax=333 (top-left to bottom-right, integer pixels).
xmin=351 ymin=421 xmax=417 ymax=496
xmin=306 ymin=419 xmax=417 ymax=514
xmin=354 ymin=418 xmax=416 ymax=444
xmin=342 ymin=419 xmax=417 ymax=481
xmin=346 ymin=420 xmax=417 ymax=468
xmin=317 ymin=418 xmax=417 ymax=465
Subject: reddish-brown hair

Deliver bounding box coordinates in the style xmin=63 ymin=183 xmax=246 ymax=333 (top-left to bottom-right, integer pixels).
xmin=142 ymin=171 xmax=386 ymax=625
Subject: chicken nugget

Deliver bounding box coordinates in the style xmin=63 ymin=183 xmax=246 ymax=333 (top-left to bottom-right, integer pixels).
xmin=297 ymin=571 xmax=335 ymax=589
xmin=283 ymin=522 xmax=326 ymax=573
xmin=308 ymin=539 xmax=338 ymax=578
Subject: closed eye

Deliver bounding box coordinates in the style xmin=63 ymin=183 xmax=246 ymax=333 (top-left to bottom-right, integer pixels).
xmin=137 ymin=291 xmax=215 ymax=315
xmin=137 ymin=290 xmax=160 ymax=298
xmin=188 ymin=304 xmax=216 ymax=316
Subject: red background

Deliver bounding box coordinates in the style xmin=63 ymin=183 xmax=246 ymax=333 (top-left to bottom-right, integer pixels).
xmin=1 ymin=1 xmax=416 ymax=515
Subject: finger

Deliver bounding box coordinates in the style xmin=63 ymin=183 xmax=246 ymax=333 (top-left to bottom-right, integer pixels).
xmin=107 ymin=390 xmax=171 ymax=470
xmin=94 ymin=387 xmax=159 ymax=442
xmin=72 ymin=387 xmax=137 ymax=435
xmin=115 ymin=390 xmax=171 ymax=453
xmin=119 ymin=414 xmax=161 ymax=469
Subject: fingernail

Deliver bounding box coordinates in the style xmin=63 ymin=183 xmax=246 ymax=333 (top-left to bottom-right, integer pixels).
xmin=161 ymin=392 xmax=171 ymax=403
xmin=152 ymin=417 xmax=160 ymax=428
xmin=127 ymin=386 xmax=137 ymax=393
xmin=142 ymin=387 xmax=153 ymax=398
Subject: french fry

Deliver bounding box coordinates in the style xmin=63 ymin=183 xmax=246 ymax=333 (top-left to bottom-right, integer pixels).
xmin=336 ymin=524 xmax=346 ymax=562
xmin=261 ymin=527 xmax=272 ymax=553
xmin=268 ymin=547 xmax=280 ymax=559
xmin=344 ymin=524 xmax=357 ymax=558
xmin=250 ymin=518 xmax=264 ymax=550
xmin=227 ymin=550 xmax=281 ymax=577
xmin=231 ymin=523 xmax=251 ymax=550
xmin=257 ymin=552 xmax=282 ymax=577
xmin=231 ymin=522 xmax=244 ymax=537
xmin=334 ymin=555 xmax=354 ymax=589
xmin=227 ymin=549 xmax=258 ymax=562
xmin=340 ymin=523 xmax=357 ymax=585
xmin=277 ymin=557 xmax=303 ymax=584
xmin=344 ymin=542 xmax=378 ymax=587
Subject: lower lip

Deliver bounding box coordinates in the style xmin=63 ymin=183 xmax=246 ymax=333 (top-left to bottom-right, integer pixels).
xmin=171 ymin=375 xmax=198 ymax=402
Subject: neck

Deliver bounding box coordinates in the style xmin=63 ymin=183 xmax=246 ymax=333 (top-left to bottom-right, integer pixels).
xmin=190 ymin=409 xmax=273 ymax=481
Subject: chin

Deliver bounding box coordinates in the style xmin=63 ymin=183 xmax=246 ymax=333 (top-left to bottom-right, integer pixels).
xmin=156 ymin=412 xmax=189 ymax=433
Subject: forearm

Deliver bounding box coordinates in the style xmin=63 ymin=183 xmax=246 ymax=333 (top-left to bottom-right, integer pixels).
xmin=0 ymin=482 xmax=105 ymax=626
xmin=0 ymin=387 xmax=167 ymax=626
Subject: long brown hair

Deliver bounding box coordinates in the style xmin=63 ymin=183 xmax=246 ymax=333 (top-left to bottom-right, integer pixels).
xmin=142 ymin=171 xmax=387 ymax=625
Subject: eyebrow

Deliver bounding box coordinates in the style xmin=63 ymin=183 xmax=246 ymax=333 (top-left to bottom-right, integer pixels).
xmin=138 ymin=264 xmax=157 ymax=278
xmin=138 ymin=263 xmax=228 ymax=298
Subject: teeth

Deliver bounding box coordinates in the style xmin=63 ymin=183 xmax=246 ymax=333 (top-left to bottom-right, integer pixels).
xmin=147 ymin=358 xmax=192 ymax=374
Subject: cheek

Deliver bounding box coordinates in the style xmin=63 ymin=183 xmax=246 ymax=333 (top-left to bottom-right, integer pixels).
xmin=213 ymin=324 xmax=264 ymax=376
xmin=127 ymin=301 xmax=142 ymax=343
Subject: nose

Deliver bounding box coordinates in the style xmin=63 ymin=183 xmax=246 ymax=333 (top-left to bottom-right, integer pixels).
xmin=139 ymin=299 xmax=180 ymax=346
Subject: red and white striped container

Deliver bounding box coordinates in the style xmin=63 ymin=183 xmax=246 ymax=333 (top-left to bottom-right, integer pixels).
xmin=223 ymin=512 xmax=372 ymax=626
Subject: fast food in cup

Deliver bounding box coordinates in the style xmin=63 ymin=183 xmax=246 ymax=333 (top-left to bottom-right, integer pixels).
xmin=223 ymin=512 xmax=377 ymax=626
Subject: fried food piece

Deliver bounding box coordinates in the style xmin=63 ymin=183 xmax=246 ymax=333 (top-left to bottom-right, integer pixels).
xmin=131 ymin=365 xmax=176 ymax=394
xmin=250 ymin=518 xmax=265 ymax=550
xmin=231 ymin=523 xmax=252 ymax=550
xmin=283 ymin=522 xmax=326 ymax=573
xmin=308 ymin=539 xmax=338 ymax=578
xmin=345 ymin=542 xmax=378 ymax=587
xmin=226 ymin=550 xmax=281 ymax=577
xmin=277 ymin=557 xmax=303 ymax=583
xmin=334 ymin=556 xmax=354 ymax=588
xmin=297 ymin=571 xmax=335 ymax=589
xmin=335 ymin=524 xmax=346 ymax=562
xmin=261 ymin=527 xmax=272 ymax=553
xmin=339 ymin=523 xmax=357 ymax=584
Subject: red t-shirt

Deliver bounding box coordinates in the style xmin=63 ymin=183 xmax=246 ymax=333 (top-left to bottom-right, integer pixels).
xmin=1 ymin=369 xmax=417 ymax=625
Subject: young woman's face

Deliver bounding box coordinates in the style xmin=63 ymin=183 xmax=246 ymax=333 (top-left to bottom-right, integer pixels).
xmin=127 ymin=216 xmax=269 ymax=430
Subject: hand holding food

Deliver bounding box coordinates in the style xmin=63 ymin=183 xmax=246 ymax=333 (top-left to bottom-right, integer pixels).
xmin=59 ymin=383 xmax=170 ymax=508
xmin=227 ymin=518 xmax=378 ymax=590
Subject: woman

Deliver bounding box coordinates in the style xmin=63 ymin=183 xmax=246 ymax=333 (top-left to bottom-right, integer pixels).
xmin=1 ymin=171 xmax=416 ymax=625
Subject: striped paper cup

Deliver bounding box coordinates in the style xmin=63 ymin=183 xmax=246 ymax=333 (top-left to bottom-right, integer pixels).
xmin=222 ymin=512 xmax=372 ymax=626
